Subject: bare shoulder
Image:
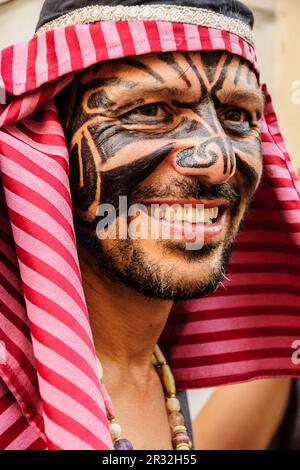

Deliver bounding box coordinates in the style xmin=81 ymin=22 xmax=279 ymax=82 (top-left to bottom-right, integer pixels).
xmin=192 ymin=378 xmax=292 ymax=450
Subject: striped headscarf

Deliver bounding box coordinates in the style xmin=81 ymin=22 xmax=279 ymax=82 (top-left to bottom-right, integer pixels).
xmin=0 ymin=0 xmax=299 ymax=450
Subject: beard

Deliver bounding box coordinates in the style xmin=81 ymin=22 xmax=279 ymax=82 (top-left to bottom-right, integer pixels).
xmin=75 ymin=160 xmax=258 ymax=300
xmin=92 ymin=236 xmax=234 ymax=300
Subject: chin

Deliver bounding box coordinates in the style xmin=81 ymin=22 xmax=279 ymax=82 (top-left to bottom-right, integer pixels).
xmin=95 ymin=236 xmax=233 ymax=300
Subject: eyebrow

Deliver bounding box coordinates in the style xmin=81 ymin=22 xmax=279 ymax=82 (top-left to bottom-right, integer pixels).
xmin=99 ymin=85 xmax=186 ymax=114
xmin=119 ymin=58 xmax=165 ymax=84
xmin=115 ymin=86 xmax=265 ymax=114
xmin=218 ymin=89 xmax=265 ymax=112
xmin=82 ymin=75 xmax=139 ymax=89
xmin=91 ymin=79 xmax=265 ymax=118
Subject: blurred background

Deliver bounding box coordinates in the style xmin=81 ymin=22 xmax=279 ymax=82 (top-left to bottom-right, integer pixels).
xmin=0 ymin=0 xmax=300 ymax=418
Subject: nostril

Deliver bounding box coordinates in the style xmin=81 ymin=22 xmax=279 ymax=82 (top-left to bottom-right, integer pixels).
xmin=176 ymin=147 xmax=195 ymax=167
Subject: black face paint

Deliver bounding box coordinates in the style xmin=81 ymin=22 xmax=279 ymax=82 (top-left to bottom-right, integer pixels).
xmin=59 ymin=51 xmax=262 ymax=229
xmin=56 ymin=51 xmax=263 ymax=301
xmin=176 ymin=136 xmax=231 ymax=172
xmin=100 ymin=143 xmax=175 ymax=207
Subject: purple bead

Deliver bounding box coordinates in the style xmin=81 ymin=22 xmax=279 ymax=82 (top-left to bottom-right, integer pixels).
xmin=114 ymin=439 xmax=134 ymax=451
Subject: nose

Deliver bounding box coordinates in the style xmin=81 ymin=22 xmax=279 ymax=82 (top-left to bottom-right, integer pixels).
xmin=171 ymin=135 xmax=236 ymax=185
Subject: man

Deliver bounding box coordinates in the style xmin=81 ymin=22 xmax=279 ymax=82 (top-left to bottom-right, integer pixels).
xmin=0 ymin=0 xmax=299 ymax=450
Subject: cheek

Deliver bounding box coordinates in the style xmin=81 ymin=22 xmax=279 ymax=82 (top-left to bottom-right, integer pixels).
xmin=232 ymin=135 xmax=263 ymax=191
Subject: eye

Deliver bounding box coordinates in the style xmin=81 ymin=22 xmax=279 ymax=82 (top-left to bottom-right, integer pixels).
xmin=120 ymin=102 xmax=171 ymax=122
xmin=223 ymin=107 xmax=251 ymax=123
xmin=134 ymin=104 xmax=161 ymax=117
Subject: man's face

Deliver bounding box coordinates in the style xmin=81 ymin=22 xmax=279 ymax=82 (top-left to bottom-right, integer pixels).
xmin=59 ymin=51 xmax=264 ymax=299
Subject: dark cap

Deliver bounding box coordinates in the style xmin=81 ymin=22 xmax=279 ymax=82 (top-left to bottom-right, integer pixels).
xmin=36 ymin=0 xmax=254 ymax=32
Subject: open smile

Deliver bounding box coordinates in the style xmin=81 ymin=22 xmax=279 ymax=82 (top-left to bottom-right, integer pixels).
xmin=140 ymin=199 xmax=230 ymax=244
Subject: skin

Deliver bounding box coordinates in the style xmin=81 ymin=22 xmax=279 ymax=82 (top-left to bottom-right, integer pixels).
xmin=193 ymin=378 xmax=292 ymax=450
xmin=57 ymin=51 xmax=291 ymax=449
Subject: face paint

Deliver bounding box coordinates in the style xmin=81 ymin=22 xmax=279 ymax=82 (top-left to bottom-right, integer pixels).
xmin=57 ymin=51 xmax=264 ymax=300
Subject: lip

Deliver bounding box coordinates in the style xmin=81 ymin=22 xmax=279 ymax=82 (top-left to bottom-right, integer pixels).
xmin=141 ymin=204 xmax=228 ymax=245
xmin=140 ymin=198 xmax=230 ymax=209
xmin=162 ymin=210 xmax=226 ymax=244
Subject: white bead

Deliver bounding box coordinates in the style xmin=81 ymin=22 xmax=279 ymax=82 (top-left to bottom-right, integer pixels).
xmin=176 ymin=444 xmax=190 ymax=450
xmin=166 ymin=397 xmax=181 ymax=412
xmin=109 ymin=422 xmax=122 ymax=440
xmin=36 ymin=4 xmax=254 ymax=47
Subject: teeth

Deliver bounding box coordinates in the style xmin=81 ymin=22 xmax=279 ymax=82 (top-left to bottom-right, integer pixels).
xmin=153 ymin=207 xmax=158 ymax=219
xmin=153 ymin=207 xmax=162 ymax=219
xmin=176 ymin=207 xmax=185 ymax=220
xmin=151 ymin=206 xmax=220 ymax=223
xmin=186 ymin=208 xmax=195 ymax=223
xmin=165 ymin=206 xmax=176 ymax=222
xmin=203 ymin=210 xmax=210 ymax=223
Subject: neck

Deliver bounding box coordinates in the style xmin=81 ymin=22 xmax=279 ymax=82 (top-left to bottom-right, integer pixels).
xmin=78 ymin=244 xmax=173 ymax=379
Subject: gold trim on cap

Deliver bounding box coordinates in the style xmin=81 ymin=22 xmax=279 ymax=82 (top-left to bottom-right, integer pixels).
xmin=36 ymin=4 xmax=254 ymax=46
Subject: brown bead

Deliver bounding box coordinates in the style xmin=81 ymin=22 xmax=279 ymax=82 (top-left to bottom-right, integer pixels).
xmin=161 ymin=364 xmax=176 ymax=396
xmin=176 ymin=444 xmax=190 ymax=451
xmin=168 ymin=411 xmax=185 ymax=428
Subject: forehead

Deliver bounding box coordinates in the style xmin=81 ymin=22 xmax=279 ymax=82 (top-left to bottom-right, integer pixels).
xmin=78 ymin=51 xmax=260 ymax=97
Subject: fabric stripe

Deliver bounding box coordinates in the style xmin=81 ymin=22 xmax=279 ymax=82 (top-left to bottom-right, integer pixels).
xmin=88 ymin=22 xmax=109 ymax=62
xmin=38 ymin=375 xmax=110 ymax=445
xmin=228 ymin=32 xmax=242 ymax=56
xmin=5 ymin=122 xmax=68 ymax=157
xmin=9 ymin=209 xmax=81 ymax=282
xmin=54 ymin=28 xmax=72 ymax=76
xmin=35 ymin=33 xmax=48 ymax=88
xmin=18 ymin=90 xmax=42 ymax=125
xmin=2 ymin=157 xmax=72 ymax=222
xmin=0 ymin=50 xmax=6 ymax=106
xmin=45 ymin=31 xmax=59 ymax=83
xmin=5 ymin=421 xmax=43 ymax=450
xmin=128 ymin=21 xmax=151 ymax=55
xmin=41 ymin=416 xmax=103 ymax=450
xmin=183 ymin=23 xmax=202 ymax=50
xmin=208 ymin=28 xmax=225 ymax=49
xmin=100 ymin=21 xmax=124 ymax=59
xmin=25 ymin=36 xmax=37 ymax=93
xmin=115 ymin=21 xmax=136 ymax=57
xmin=173 ymin=336 xmax=299 ymax=359
xmin=157 ymin=21 xmax=177 ymax=51
xmin=3 ymin=188 xmax=76 ymax=263
xmin=75 ymin=24 xmax=97 ymax=68
xmin=1 ymin=124 xmax=69 ymax=177
xmin=2 ymin=177 xmax=75 ymax=242
xmin=12 ymin=41 xmax=28 ymax=96
xmin=0 ymin=23 xmax=258 ymax=97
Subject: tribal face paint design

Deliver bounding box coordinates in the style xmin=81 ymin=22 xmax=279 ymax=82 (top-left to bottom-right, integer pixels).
xmin=56 ymin=51 xmax=264 ymax=300
xmin=58 ymin=51 xmax=263 ymax=226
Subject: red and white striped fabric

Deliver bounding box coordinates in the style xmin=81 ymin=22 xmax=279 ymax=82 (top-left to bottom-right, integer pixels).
xmin=0 ymin=20 xmax=299 ymax=450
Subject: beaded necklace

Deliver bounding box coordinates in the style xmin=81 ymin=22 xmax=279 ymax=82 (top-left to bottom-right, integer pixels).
xmin=96 ymin=344 xmax=192 ymax=450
